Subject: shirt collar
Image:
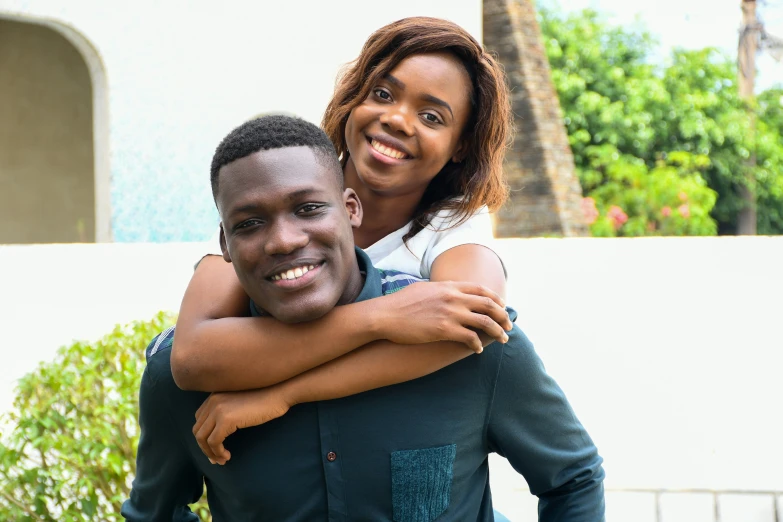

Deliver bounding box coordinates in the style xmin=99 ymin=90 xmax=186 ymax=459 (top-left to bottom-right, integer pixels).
xmin=353 ymin=246 xmax=382 ymax=304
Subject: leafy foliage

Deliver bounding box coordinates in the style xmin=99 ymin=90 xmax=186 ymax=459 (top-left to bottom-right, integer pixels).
xmin=0 ymin=313 xmax=211 ymax=521
xmin=539 ymin=5 xmax=783 ymax=235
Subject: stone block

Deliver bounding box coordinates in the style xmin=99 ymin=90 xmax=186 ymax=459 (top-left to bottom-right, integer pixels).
xmin=717 ymin=494 xmax=775 ymax=522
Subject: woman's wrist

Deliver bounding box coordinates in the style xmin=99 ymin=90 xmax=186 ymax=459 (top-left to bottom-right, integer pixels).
xmin=361 ymin=297 xmax=389 ymax=342
xmin=277 ymin=379 xmax=302 ymax=408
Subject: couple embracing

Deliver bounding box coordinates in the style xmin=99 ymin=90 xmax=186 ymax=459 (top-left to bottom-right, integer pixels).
xmin=123 ymin=17 xmax=605 ymax=522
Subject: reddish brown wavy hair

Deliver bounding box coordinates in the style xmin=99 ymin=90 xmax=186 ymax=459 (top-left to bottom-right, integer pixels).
xmin=322 ymin=17 xmax=511 ymax=241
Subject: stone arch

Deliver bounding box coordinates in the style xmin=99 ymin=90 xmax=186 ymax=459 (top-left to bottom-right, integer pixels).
xmin=0 ymin=14 xmax=110 ymax=242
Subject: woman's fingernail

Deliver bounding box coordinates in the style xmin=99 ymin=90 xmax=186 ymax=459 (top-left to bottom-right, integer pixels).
xmin=208 ymin=458 xmax=216 ymax=465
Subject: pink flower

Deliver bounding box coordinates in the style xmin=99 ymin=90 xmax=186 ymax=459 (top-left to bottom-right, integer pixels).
xmin=661 ymin=206 xmax=672 ymax=217
xmin=607 ymin=205 xmax=628 ymax=229
xmin=581 ymin=197 xmax=599 ymax=225
xmin=678 ymin=204 xmax=690 ymax=218
xmin=679 ymin=191 xmax=688 ymax=202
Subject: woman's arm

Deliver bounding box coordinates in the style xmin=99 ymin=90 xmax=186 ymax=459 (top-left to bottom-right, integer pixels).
xmin=281 ymin=245 xmax=509 ymax=403
xmin=191 ymin=244 xmax=509 ymax=464
xmin=429 ymin=244 xmax=506 ymax=298
xmin=173 ymin=256 xmax=380 ymax=391
xmin=171 ymin=251 xmax=509 ymax=392
xmin=193 ymin=339 xmax=478 ymax=464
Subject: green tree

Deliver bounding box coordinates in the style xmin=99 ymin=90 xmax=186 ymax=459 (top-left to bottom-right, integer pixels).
xmin=538 ymin=5 xmax=783 ymax=235
xmin=0 ymin=313 xmax=210 ymax=521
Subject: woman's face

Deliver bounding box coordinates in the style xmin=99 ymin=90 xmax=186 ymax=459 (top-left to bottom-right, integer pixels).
xmin=344 ymin=52 xmax=473 ymax=199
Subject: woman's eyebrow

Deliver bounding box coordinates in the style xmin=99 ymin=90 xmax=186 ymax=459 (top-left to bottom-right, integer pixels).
xmin=421 ymin=94 xmax=453 ymax=118
xmin=384 ymin=74 xmax=454 ymax=118
xmin=385 ymin=74 xmax=405 ymax=89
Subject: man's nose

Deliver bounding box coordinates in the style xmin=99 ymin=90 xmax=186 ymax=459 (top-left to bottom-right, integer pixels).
xmin=264 ymin=218 xmax=309 ymax=255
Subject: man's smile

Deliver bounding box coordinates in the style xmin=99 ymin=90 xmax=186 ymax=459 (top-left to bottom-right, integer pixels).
xmin=267 ymin=262 xmax=324 ymax=289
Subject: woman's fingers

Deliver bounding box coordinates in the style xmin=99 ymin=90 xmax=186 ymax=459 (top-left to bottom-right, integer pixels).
xmin=452 ymin=281 xmax=505 ymax=308
xmin=463 ymin=312 xmax=509 ymax=345
xmin=207 ymin=426 xmax=234 ymax=464
xmin=457 ymin=329 xmax=484 ymax=354
xmin=463 ymin=294 xmax=513 ymax=331
xmin=193 ymin=415 xmax=220 ymax=464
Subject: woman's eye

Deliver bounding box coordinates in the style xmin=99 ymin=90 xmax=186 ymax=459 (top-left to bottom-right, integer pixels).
xmin=423 ymin=113 xmax=442 ymax=124
xmin=374 ymin=89 xmax=391 ymax=101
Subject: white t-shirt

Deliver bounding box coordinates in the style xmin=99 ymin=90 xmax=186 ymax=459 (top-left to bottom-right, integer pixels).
xmin=204 ymin=206 xmax=503 ymax=280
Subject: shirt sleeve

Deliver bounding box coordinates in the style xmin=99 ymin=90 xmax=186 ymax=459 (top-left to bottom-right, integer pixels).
xmin=486 ymin=330 xmax=606 ymax=521
xmin=121 ymin=358 xmax=204 ymax=522
xmin=421 ymin=207 xmax=506 ymax=279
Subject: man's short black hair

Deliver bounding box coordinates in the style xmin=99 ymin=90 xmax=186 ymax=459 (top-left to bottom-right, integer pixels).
xmin=210 ymin=115 xmax=342 ymax=200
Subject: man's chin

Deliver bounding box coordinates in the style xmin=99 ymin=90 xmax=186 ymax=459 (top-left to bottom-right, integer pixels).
xmin=267 ymin=302 xmax=334 ymax=324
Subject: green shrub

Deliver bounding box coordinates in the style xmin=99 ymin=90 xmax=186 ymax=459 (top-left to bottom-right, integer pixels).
xmin=0 ymin=313 xmax=210 ymax=521
xmin=540 ymin=5 xmax=783 ymax=234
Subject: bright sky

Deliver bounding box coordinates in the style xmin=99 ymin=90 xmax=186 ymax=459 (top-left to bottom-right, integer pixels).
xmin=548 ymin=0 xmax=783 ymax=92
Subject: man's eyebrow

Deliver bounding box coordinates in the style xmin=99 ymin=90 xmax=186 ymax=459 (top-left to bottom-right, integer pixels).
xmin=384 ymin=74 xmax=454 ymax=119
xmin=229 ymin=203 xmax=261 ymax=215
xmin=284 ymin=188 xmax=324 ymax=202
xmin=227 ymin=188 xmax=325 ymax=216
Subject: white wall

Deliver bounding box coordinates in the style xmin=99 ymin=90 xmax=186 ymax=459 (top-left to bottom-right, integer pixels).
xmin=488 ymin=237 xmax=783 ymax=521
xmin=0 ymin=0 xmax=482 ymax=241
xmin=1 ymin=237 xmax=781 ymax=521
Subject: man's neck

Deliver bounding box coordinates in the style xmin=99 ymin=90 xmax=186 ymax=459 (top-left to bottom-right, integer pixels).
xmin=335 ymin=248 xmax=367 ymax=306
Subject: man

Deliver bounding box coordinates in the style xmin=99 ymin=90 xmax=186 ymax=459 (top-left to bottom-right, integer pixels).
xmin=122 ymin=115 xmax=605 ymax=521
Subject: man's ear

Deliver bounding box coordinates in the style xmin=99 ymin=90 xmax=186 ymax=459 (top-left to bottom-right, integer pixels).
xmin=343 ymin=188 xmax=363 ymax=229
xmin=219 ymin=224 xmax=232 ymax=263
xmin=451 ymin=138 xmax=469 ymax=163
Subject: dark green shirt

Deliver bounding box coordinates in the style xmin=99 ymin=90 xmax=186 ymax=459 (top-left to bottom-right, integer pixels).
xmin=122 ymin=248 xmax=605 ymax=521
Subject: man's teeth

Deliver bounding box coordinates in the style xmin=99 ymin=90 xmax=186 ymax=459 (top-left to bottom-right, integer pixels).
xmin=272 ymin=265 xmax=316 ymax=281
xmin=371 ymin=139 xmax=408 ymax=159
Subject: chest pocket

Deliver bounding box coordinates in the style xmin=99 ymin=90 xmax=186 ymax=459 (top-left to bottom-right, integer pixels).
xmin=390 ymin=444 xmax=456 ymax=522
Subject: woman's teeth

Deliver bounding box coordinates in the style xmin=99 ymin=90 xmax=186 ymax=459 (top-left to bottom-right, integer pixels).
xmin=272 ymin=265 xmax=316 ymax=281
xmin=371 ymin=139 xmax=408 ymax=159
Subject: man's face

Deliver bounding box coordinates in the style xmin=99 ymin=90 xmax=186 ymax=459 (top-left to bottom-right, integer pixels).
xmin=217 ymin=146 xmax=363 ymax=323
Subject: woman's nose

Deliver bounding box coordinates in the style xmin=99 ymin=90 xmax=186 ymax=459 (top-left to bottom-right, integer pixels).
xmin=379 ymin=106 xmax=414 ymax=136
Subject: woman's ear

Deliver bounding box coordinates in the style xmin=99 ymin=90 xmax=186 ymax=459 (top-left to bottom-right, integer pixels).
xmin=219 ymin=225 xmax=232 ymax=263
xmin=451 ymin=138 xmax=469 ymax=163
xmin=343 ymin=188 xmax=363 ymax=229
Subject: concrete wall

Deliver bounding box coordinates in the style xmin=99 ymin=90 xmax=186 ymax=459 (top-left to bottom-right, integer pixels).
xmin=0 ymin=1 xmax=482 ymax=242
xmin=0 ymin=237 xmax=781 ymax=520
xmin=0 ymin=19 xmax=94 ymax=243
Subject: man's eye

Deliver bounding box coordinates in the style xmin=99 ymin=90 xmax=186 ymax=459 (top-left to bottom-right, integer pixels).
xmin=236 ymin=219 xmax=262 ymax=230
xmin=298 ymin=204 xmax=324 ymax=214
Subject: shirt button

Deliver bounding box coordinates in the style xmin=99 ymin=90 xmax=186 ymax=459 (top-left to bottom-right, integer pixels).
xmin=326 ymin=451 xmax=337 ymax=462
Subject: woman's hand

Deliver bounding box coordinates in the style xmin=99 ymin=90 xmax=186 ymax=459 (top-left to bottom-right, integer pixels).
xmin=193 ymin=387 xmax=293 ymax=465
xmin=378 ymin=281 xmax=513 ymax=353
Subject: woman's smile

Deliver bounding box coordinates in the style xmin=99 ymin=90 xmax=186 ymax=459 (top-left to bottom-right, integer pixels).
xmin=366 ymin=137 xmax=412 ymax=165
xmin=344 ymin=52 xmax=472 ymax=198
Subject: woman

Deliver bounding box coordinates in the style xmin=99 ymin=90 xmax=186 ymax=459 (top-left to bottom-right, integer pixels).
xmin=173 ymin=16 xmax=514 ymax=464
